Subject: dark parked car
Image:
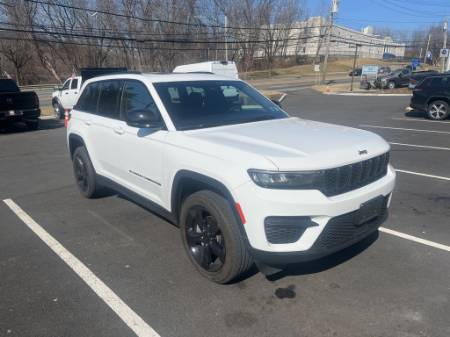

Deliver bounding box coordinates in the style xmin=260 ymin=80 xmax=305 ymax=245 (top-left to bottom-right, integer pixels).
xmin=348 ymin=68 xmax=362 ymax=76
xmin=410 ymin=75 xmax=450 ymax=120
xmin=0 ymin=79 xmax=40 ymax=130
xmin=375 ymin=68 xmax=412 ymax=89
xmin=408 ymin=70 xmax=440 ymax=89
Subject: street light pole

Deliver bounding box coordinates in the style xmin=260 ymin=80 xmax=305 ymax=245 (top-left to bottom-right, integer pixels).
xmin=321 ymin=0 xmax=339 ymax=84
xmin=442 ymin=20 xmax=448 ymax=72
xmin=424 ymin=33 xmax=431 ymax=64
xmin=224 ymin=15 xmax=228 ymax=61
xmin=350 ymin=44 xmax=359 ymax=92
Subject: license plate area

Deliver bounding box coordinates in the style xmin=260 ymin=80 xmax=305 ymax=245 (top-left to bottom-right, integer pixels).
xmin=355 ymin=195 xmax=385 ymax=226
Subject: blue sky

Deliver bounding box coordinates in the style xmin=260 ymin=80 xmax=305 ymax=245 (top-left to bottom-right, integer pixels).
xmin=308 ymin=0 xmax=448 ymax=32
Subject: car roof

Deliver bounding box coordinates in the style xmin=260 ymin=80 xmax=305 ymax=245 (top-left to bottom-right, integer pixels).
xmin=82 ymin=72 xmax=239 ymax=86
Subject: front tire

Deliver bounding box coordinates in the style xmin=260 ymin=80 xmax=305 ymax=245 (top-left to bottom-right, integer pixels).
xmin=387 ymin=81 xmax=396 ymax=89
xmin=427 ymin=100 xmax=449 ymax=120
xmin=53 ymin=101 xmax=64 ymax=119
xmin=72 ymin=146 xmax=102 ymax=198
xmin=180 ymin=190 xmax=252 ymax=284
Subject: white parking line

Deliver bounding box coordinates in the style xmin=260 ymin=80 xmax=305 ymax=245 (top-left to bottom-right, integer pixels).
xmin=396 ymin=169 xmax=450 ymax=181
xmin=379 ymin=227 xmax=450 ymax=252
xmin=392 ymin=117 xmax=450 ymax=124
xmin=389 ymin=142 xmax=450 ymax=151
xmin=360 ymin=124 xmax=450 ymax=135
xmin=3 ymin=199 xmax=160 ymax=337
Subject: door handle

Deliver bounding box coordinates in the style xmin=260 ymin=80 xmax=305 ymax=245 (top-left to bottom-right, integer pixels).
xmin=113 ymin=127 xmax=124 ymax=135
xmin=65 ymin=92 xmax=69 ymax=94
xmin=84 ymin=120 xmax=91 ymax=126
xmin=74 ymin=92 xmax=78 ymax=94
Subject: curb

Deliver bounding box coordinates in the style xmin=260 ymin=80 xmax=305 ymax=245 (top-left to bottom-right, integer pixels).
xmin=323 ymin=92 xmax=412 ymax=97
xmin=39 ymin=115 xmax=57 ymax=120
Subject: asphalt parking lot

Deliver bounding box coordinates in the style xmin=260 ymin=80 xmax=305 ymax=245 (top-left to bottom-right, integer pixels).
xmin=1 ymin=89 xmax=449 ymax=337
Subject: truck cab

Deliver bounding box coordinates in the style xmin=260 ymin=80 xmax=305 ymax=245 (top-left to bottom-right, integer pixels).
xmin=52 ymin=76 xmax=82 ymax=118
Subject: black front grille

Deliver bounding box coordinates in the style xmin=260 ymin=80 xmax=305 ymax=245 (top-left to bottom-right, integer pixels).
xmin=322 ymin=152 xmax=390 ymax=196
xmin=310 ymin=195 xmax=389 ymax=252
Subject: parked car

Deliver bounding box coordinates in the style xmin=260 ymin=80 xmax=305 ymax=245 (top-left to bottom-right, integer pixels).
xmin=0 ymin=79 xmax=40 ymax=130
xmin=410 ymin=74 xmax=450 ymax=120
xmin=375 ymin=68 xmax=412 ymax=89
xmin=348 ymin=68 xmax=362 ymax=76
xmin=408 ymin=70 xmax=439 ymax=89
xmin=378 ymin=66 xmax=391 ymax=75
xmin=52 ymin=68 xmax=126 ymax=118
xmin=67 ymin=72 xmax=395 ymax=283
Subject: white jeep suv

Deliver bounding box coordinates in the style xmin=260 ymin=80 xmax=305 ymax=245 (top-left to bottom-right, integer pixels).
xmin=67 ymin=73 xmax=396 ymax=283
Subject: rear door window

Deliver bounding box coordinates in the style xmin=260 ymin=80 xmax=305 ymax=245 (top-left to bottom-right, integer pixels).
xmin=76 ymin=82 xmax=100 ymax=113
xmin=71 ymin=78 xmax=79 ymax=90
xmin=97 ymin=80 xmax=123 ymax=119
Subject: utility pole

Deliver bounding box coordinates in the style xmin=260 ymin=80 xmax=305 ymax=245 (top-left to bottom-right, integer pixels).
xmin=224 ymin=15 xmax=228 ymax=61
xmin=350 ymin=44 xmax=360 ymax=92
xmin=321 ymin=0 xmax=339 ymax=84
xmin=443 ymin=19 xmax=448 ymax=72
xmin=424 ymin=33 xmax=431 ymax=64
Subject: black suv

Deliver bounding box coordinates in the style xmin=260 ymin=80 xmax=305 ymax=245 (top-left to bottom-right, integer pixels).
xmin=410 ymin=75 xmax=450 ymax=120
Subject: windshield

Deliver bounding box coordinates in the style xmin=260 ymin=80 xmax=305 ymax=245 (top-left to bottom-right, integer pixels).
xmin=153 ymin=80 xmax=288 ymax=130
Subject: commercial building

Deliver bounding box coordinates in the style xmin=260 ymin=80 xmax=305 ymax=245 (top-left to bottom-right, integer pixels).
xmin=285 ymin=17 xmax=406 ymax=59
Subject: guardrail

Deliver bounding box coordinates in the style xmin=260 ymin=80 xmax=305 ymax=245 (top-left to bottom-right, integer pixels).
xmin=19 ymin=84 xmax=57 ymax=91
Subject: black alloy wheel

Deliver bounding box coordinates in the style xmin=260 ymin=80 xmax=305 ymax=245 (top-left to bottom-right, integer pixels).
xmin=185 ymin=205 xmax=226 ymax=272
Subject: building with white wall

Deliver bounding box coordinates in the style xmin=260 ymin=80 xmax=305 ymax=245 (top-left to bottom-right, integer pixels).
xmin=283 ymin=17 xmax=405 ymax=59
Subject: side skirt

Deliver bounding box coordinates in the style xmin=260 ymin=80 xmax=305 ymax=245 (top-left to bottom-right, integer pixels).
xmin=96 ymin=174 xmax=178 ymax=226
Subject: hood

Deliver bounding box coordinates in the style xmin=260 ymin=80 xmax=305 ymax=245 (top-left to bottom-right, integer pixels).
xmin=181 ymin=117 xmax=390 ymax=171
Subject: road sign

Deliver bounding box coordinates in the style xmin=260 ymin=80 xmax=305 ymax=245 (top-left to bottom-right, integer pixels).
xmin=440 ymin=48 xmax=449 ymax=58
xmin=314 ymin=64 xmax=320 ymax=72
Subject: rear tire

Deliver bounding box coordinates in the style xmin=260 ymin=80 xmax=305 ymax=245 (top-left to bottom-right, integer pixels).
xmin=180 ymin=190 xmax=252 ymax=284
xmin=72 ymin=146 xmax=102 ymax=198
xmin=53 ymin=101 xmax=64 ymax=119
xmin=427 ymin=100 xmax=449 ymax=120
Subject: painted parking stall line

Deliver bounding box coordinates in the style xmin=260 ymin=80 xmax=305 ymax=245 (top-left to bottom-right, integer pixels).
xmin=389 ymin=142 xmax=450 ymax=151
xmin=3 ymin=198 xmax=161 ymax=337
xmin=391 ymin=117 xmax=450 ymax=125
xmin=359 ymin=124 xmax=450 ymax=135
xmin=395 ymin=169 xmax=450 ymax=181
xmin=379 ymin=227 xmax=450 ymax=253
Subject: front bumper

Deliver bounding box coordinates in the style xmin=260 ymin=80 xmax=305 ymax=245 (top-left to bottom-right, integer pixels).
xmin=233 ymin=165 xmax=396 ymax=257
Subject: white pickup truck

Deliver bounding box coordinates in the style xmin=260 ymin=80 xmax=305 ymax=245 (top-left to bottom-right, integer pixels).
xmin=52 ymin=68 xmax=127 ymax=118
xmin=52 ymin=76 xmax=81 ymax=118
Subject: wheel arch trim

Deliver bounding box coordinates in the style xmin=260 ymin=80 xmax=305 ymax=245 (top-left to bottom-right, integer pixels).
xmin=170 ymin=170 xmax=249 ymax=240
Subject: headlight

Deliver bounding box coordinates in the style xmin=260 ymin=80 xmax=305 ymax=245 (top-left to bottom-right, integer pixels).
xmin=247 ymin=169 xmax=324 ymax=189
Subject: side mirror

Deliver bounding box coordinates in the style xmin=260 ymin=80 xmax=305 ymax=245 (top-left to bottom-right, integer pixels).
xmin=126 ymin=110 xmax=162 ymax=129
xmin=271 ymin=99 xmax=282 ymax=108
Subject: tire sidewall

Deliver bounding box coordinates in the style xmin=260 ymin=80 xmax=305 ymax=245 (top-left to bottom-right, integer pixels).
xmin=72 ymin=146 xmax=97 ymax=198
xmin=427 ymin=100 xmax=449 ymax=120
xmin=179 ymin=191 xmax=248 ymax=284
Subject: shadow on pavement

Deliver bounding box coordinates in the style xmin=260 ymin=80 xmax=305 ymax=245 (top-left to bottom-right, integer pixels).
xmin=405 ymin=111 xmax=426 ymax=119
xmin=0 ymin=118 xmax=64 ymax=135
xmin=267 ymin=231 xmax=379 ymax=282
